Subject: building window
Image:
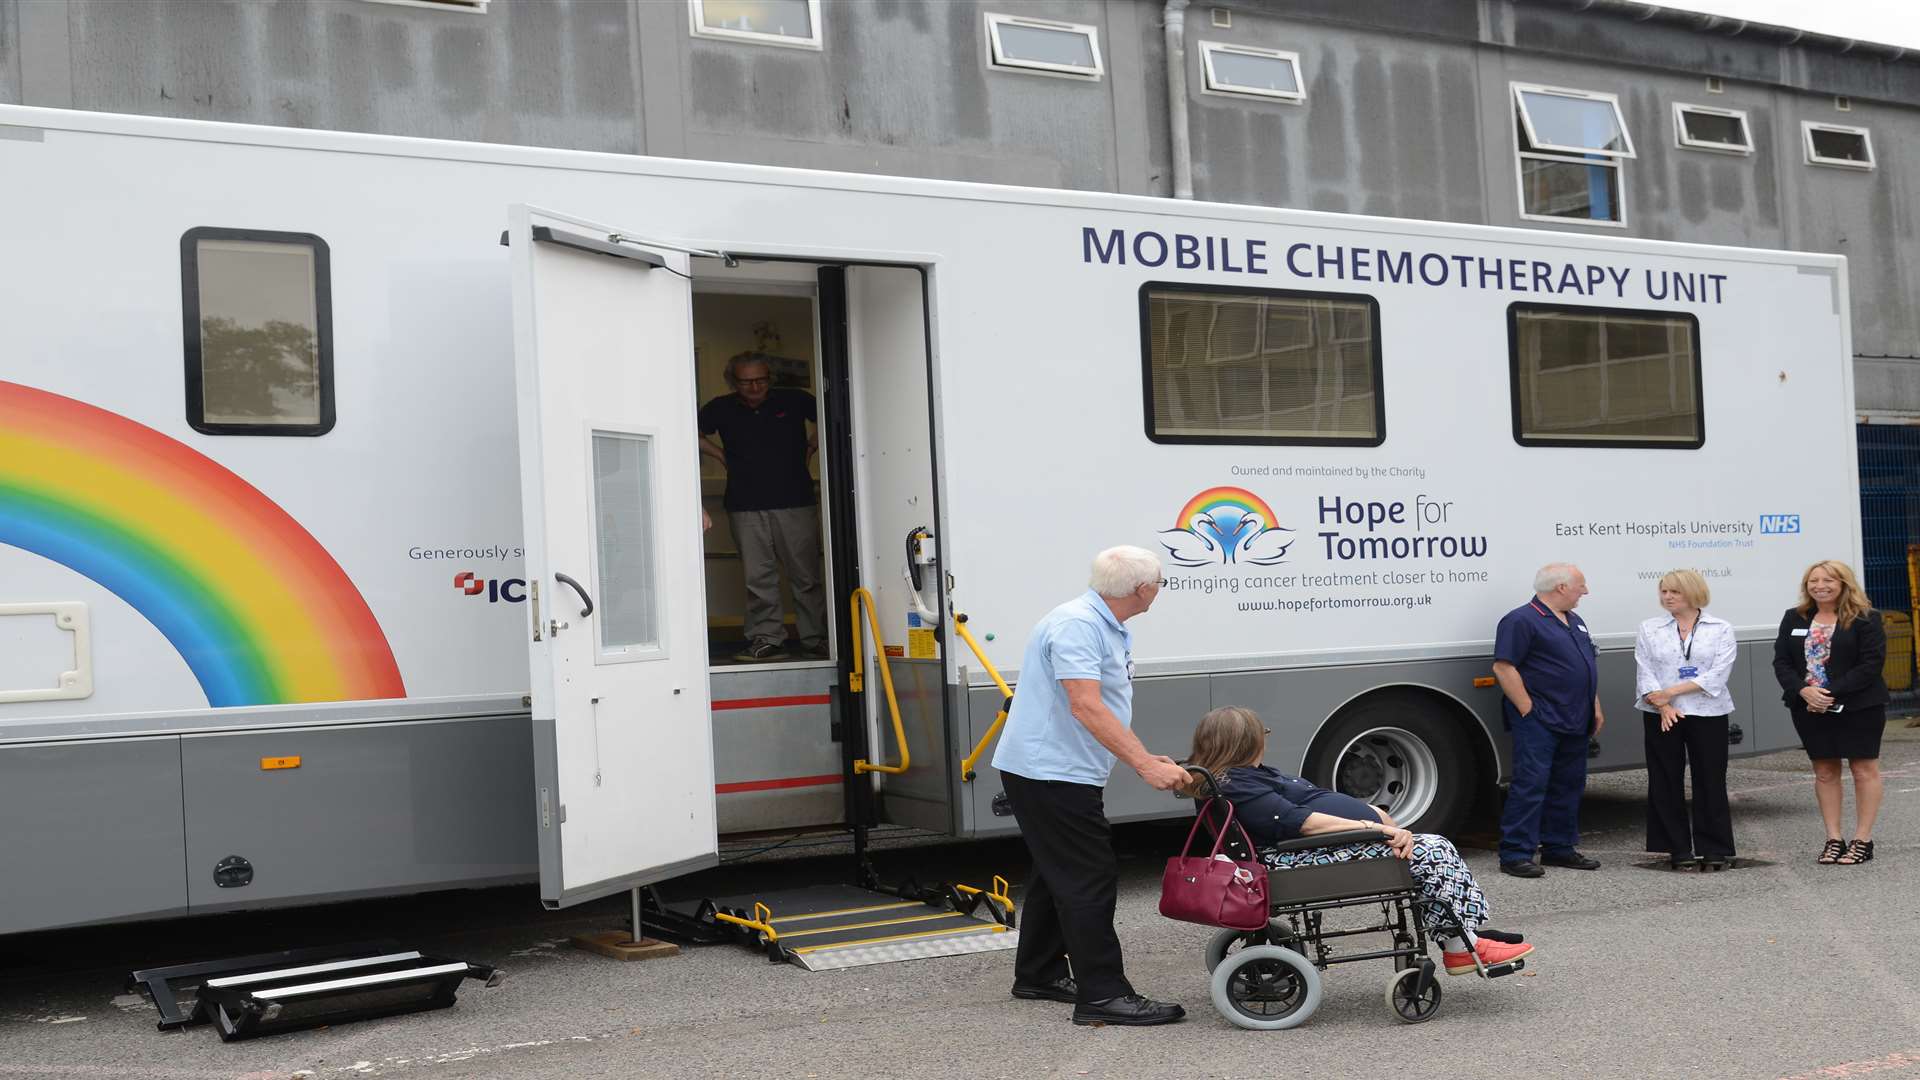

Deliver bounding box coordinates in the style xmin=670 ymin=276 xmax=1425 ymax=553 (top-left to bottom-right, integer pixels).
xmin=1803 ymin=122 xmax=1874 ymax=170
xmin=360 ymin=0 xmax=487 ymax=11
xmin=1513 ymin=83 xmax=1635 ymax=227
xmin=1673 ymin=103 xmax=1753 ymax=154
xmin=690 ymin=0 xmax=822 ymax=50
xmin=1508 ymin=304 xmax=1702 ymax=449
xmin=1198 ymin=42 xmax=1303 ymax=103
xmin=1141 ymin=283 xmax=1383 ymax=446
xmin=181 ymin=228 xmax=334 ymax=437
xmin=985 ymin=13 xmax=1103 ymax=80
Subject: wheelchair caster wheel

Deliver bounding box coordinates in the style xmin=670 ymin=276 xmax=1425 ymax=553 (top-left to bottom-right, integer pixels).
xmin=1210 ymin=944 xmax=1322 ymax=1031
xmin=1386 ymin=961 xmax=1443 ymax=1023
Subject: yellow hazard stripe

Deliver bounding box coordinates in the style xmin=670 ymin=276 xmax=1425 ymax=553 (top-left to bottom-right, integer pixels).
xmin=775 ymin=911 xmax=965 ymax=940
xmin=767 ymin=901 xmax=923 ymax=925
xmin=792 ymin=922 xmax=1009 ymax=955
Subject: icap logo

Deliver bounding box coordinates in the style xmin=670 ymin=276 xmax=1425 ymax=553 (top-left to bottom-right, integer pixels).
xmin=454 ymin=571 xmax=526 ymax=603
xmin=1158 ymin=487 xmax=1295 ymax=567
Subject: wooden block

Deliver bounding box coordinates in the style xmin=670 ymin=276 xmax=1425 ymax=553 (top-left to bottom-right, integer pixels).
xmin=571 ymin=931 xmax=682 ymax=962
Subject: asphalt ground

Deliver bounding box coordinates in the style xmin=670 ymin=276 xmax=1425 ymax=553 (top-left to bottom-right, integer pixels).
xmin=5 ymin=723 xmax=1920 ymax=1080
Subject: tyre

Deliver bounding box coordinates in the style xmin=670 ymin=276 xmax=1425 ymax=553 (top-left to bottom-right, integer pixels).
xmin=1208 ymin=944 xmax=1322 ymax=1031
xmin=1385 ymin=962 xmax=1443 ymax=1023
xmin=1305 ymin=694 xmax=1476 ymax=836
xmin=1203 ymin=925 xmax=1293 ymax=973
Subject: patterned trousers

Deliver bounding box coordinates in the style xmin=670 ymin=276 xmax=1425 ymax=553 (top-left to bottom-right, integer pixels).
xmin=1259 ymin=834 xmax=1490 ymax=937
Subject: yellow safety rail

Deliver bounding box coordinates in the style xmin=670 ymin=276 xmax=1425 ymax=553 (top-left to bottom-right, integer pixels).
xmin=954 ymin=874 xmax=1015 ymax=917
xmin=850 ymin=587 xmax=911 ymax=776
xmin=954 ymin=613 xmax=1016 ymax=783
xmin=713 ymin=901 xmax=779 ymax=942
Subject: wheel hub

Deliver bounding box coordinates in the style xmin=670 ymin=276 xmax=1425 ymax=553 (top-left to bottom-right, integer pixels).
xmin=1332 ymin=726 xmax=1440 ymax=825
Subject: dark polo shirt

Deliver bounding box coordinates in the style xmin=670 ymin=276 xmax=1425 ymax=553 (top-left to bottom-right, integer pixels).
xmin=697 ymin=388 xmax=817 ymax=512
xmin=1494 ymin=596 xmax=1599 ymax=735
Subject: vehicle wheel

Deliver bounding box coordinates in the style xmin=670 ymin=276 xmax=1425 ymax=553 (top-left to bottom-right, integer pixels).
xmin=1209 ymin=944 xmax=1322 ymax=1031
xmin=1385 ymin=962 xmax=1443 ymax=1023
xmin=1306 ymin=694 xmax=1476 ymax=835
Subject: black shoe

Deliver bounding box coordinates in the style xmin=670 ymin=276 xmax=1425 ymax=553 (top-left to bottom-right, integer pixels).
xmin=1668 ymin=856 xmax=1699 ymax=871
xmin=1500 ymin=860 xmax=1545 ymax=878
xmin=1071 ymin=995 xmax=1186 ymax=1027
xmin=1011 ymin=976 xmax=1077 ymax=1003
xmin=732 ymin=641 xmax=785 ymax=663
xmin=1541 ymin=850 xmax=1601 ymax=870
xmin=799 ymin=641 xmax=830 ymax=660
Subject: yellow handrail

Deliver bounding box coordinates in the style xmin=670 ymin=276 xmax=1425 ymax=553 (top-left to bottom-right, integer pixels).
xmin=850 ymin=587 xmax=911 ymax=776
xmin=954 ymin=613 xmax=1015 ymax=783
xmin=713 ymin=901 xmax=779 ymax=942
xmin=955 ymin=874 xmax=1015 ymax=916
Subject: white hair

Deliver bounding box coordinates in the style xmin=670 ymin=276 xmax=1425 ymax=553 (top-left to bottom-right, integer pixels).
xmin=1090 ymin=545 xmax=1163 ymax=597
xmin=1533 ymin=563 xmax=1579 ymax=594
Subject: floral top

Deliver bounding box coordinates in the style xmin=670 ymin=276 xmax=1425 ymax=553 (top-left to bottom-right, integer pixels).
xmin=1804 ymin=621 xmax=1836 ymax=689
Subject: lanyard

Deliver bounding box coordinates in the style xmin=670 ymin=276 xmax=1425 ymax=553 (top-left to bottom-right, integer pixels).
xmin=1676 ymin=620 xmax=1695 ymax=663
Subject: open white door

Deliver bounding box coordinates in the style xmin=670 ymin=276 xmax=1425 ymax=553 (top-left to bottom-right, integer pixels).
xmin=507 ymin=205 xmax=716 ymax=909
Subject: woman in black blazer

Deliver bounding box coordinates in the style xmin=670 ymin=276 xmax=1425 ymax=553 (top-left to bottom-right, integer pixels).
xmin=1772 ymin=560 xmax=1889 ymax=866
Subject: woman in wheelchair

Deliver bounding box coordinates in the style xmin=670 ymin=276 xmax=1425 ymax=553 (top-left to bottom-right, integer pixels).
xmin=1185 ymin=706 xmax=1533 ymax=975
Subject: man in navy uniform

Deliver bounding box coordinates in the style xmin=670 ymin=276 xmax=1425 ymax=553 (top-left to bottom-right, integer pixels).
xmin=1491 ymin=563 xmax=1605 ymax=878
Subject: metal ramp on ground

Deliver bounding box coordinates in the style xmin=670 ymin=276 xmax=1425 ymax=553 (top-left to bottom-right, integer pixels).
xmin=695 ymin=880 xmax=1017 ymax=971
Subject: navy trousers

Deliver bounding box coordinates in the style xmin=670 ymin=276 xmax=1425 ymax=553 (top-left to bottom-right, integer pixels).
xmin=1499 ymin=712 xmax=1590 ymax=865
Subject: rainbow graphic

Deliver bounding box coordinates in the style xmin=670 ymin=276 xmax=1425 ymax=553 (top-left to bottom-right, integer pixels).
xmin=1161 ymin=485 xmax=1296 ymax=567
xmin=0 ymin=381 xmax=405 ymax=707
xmin=1174 ymin=486 xmax=1279 ymax=532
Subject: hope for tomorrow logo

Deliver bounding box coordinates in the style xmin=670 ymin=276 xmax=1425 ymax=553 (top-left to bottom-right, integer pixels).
xmin=1158 ymin=486 xmax=1295 ymax=567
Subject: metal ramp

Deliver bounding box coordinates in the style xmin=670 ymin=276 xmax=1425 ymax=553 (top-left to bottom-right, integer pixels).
xmin=700 ymin=880 xmax=1017 ymax=971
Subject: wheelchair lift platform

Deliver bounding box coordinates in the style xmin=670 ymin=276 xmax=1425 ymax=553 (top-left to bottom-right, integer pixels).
xmin=687 ymin=880 xmax=1018 ymax=972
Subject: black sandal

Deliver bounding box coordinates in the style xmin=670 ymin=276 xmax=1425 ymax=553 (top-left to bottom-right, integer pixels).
xmin=1817 ymin=839 xmax=1846 ymax=865
xmin=1836 ymin=840 xmax=1874 ymax=865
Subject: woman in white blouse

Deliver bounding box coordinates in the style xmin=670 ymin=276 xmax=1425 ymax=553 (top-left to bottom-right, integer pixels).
xmin=1633 ymin=569 xmax=1739 ymax=870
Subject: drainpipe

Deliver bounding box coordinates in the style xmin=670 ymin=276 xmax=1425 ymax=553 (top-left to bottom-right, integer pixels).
xmin=1163 ymin=0 xmax=1194 ymax=199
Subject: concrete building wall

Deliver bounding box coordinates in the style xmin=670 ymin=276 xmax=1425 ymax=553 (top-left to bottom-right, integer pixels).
xmin=4 ymin=0 xmax=1919 ymax=409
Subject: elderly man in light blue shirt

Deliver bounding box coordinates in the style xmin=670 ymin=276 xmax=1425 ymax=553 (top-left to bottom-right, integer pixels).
xmin=992 ymin=545 xmax=1191 ymax=1027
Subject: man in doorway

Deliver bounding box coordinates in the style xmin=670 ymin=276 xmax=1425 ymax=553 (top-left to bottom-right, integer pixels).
xmin=1491 ymin=562 xmax=1605 ymax=878
xmin=698 ymin=352 xmax=827 ymax=662
xmin=992 ymin=546 xmax=1191 ymax=1026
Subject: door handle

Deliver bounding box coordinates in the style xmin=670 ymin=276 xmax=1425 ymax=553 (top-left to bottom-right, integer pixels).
xmin=554 ymin=572 xmax=595 ymax=617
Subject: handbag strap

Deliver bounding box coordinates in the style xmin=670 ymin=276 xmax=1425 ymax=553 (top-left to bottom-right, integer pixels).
xmin=1185 ymin=798 xmax=1242 ymax=858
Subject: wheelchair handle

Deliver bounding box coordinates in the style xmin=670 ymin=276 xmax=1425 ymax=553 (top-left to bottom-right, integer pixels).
xmin=1180 ymin=763 xmax=1221 ymax=800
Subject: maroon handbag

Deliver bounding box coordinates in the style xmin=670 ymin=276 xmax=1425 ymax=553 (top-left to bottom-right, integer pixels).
xmin=1159 ymin=799 xmax=1270 ymax=931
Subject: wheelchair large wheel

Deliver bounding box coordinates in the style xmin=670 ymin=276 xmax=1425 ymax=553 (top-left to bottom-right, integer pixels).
xmin=1209 ymin=944 xmax=1322 ymax=1031
xmin=1386 ymin=962 xmax=1443 ymax=1023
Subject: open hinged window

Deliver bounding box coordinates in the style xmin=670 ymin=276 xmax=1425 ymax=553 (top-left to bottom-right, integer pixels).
xmin=1673 ymin=103 xmax=1753 ymax=154
xmin=1198 ymin=41 xmax=1303 ymax=102
xmin=1803 ymin=122 xmax=1874 ymax=170
xmin=1513 ymin=83 xmax=1635 ymax=227
xmin=985 ymin=13 xmax=1103 ymax=79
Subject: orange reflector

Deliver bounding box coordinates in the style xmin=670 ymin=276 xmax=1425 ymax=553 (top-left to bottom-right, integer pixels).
xmin=1472 ymin=676 xmax=1497 ymax=688
xmin=260 ymin=756 xmax=302 ymax=771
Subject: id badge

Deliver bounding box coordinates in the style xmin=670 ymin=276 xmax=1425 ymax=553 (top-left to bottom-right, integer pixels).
xmin=1678 ymin=665 xmax=1699 ymax=679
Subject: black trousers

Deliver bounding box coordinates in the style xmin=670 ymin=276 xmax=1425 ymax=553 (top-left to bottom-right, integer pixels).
xmin=1000 ymin=771 xmax=1132 ymax=1004
xmin=1642 ymin=713 xmax=1735 ymax=859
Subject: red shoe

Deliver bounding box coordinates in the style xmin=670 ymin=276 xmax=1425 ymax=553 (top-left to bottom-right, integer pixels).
xmin=1442 ymin=937 xmax=1534 ymax=975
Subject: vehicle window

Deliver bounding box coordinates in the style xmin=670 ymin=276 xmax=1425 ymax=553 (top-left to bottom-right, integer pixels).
xmin=1509 ymin=303 xmax=1702 ymax=448
xmin=1142 ymin=283 xmax=1383 ymax=446
xmin=181 ymin=228 xmax=334 ymax=436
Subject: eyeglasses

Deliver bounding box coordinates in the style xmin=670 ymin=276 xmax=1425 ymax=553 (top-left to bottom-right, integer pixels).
xmin=1263 ymin=728 xmax=1272 ymax=736
xmin=735 ymin=376 xmax=771 ymax=387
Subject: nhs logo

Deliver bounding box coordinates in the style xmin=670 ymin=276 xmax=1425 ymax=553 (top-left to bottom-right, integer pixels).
xmin=1759 ymin=514 xmax=1801 ymax=535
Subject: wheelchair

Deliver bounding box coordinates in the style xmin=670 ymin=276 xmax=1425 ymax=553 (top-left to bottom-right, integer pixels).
xmin=1179 ymin=766 xmax=1524 ymax=1031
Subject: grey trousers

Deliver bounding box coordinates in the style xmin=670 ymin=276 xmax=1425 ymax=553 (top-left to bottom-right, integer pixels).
xmin=730 ymin=506 xmax=828 ymax=648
